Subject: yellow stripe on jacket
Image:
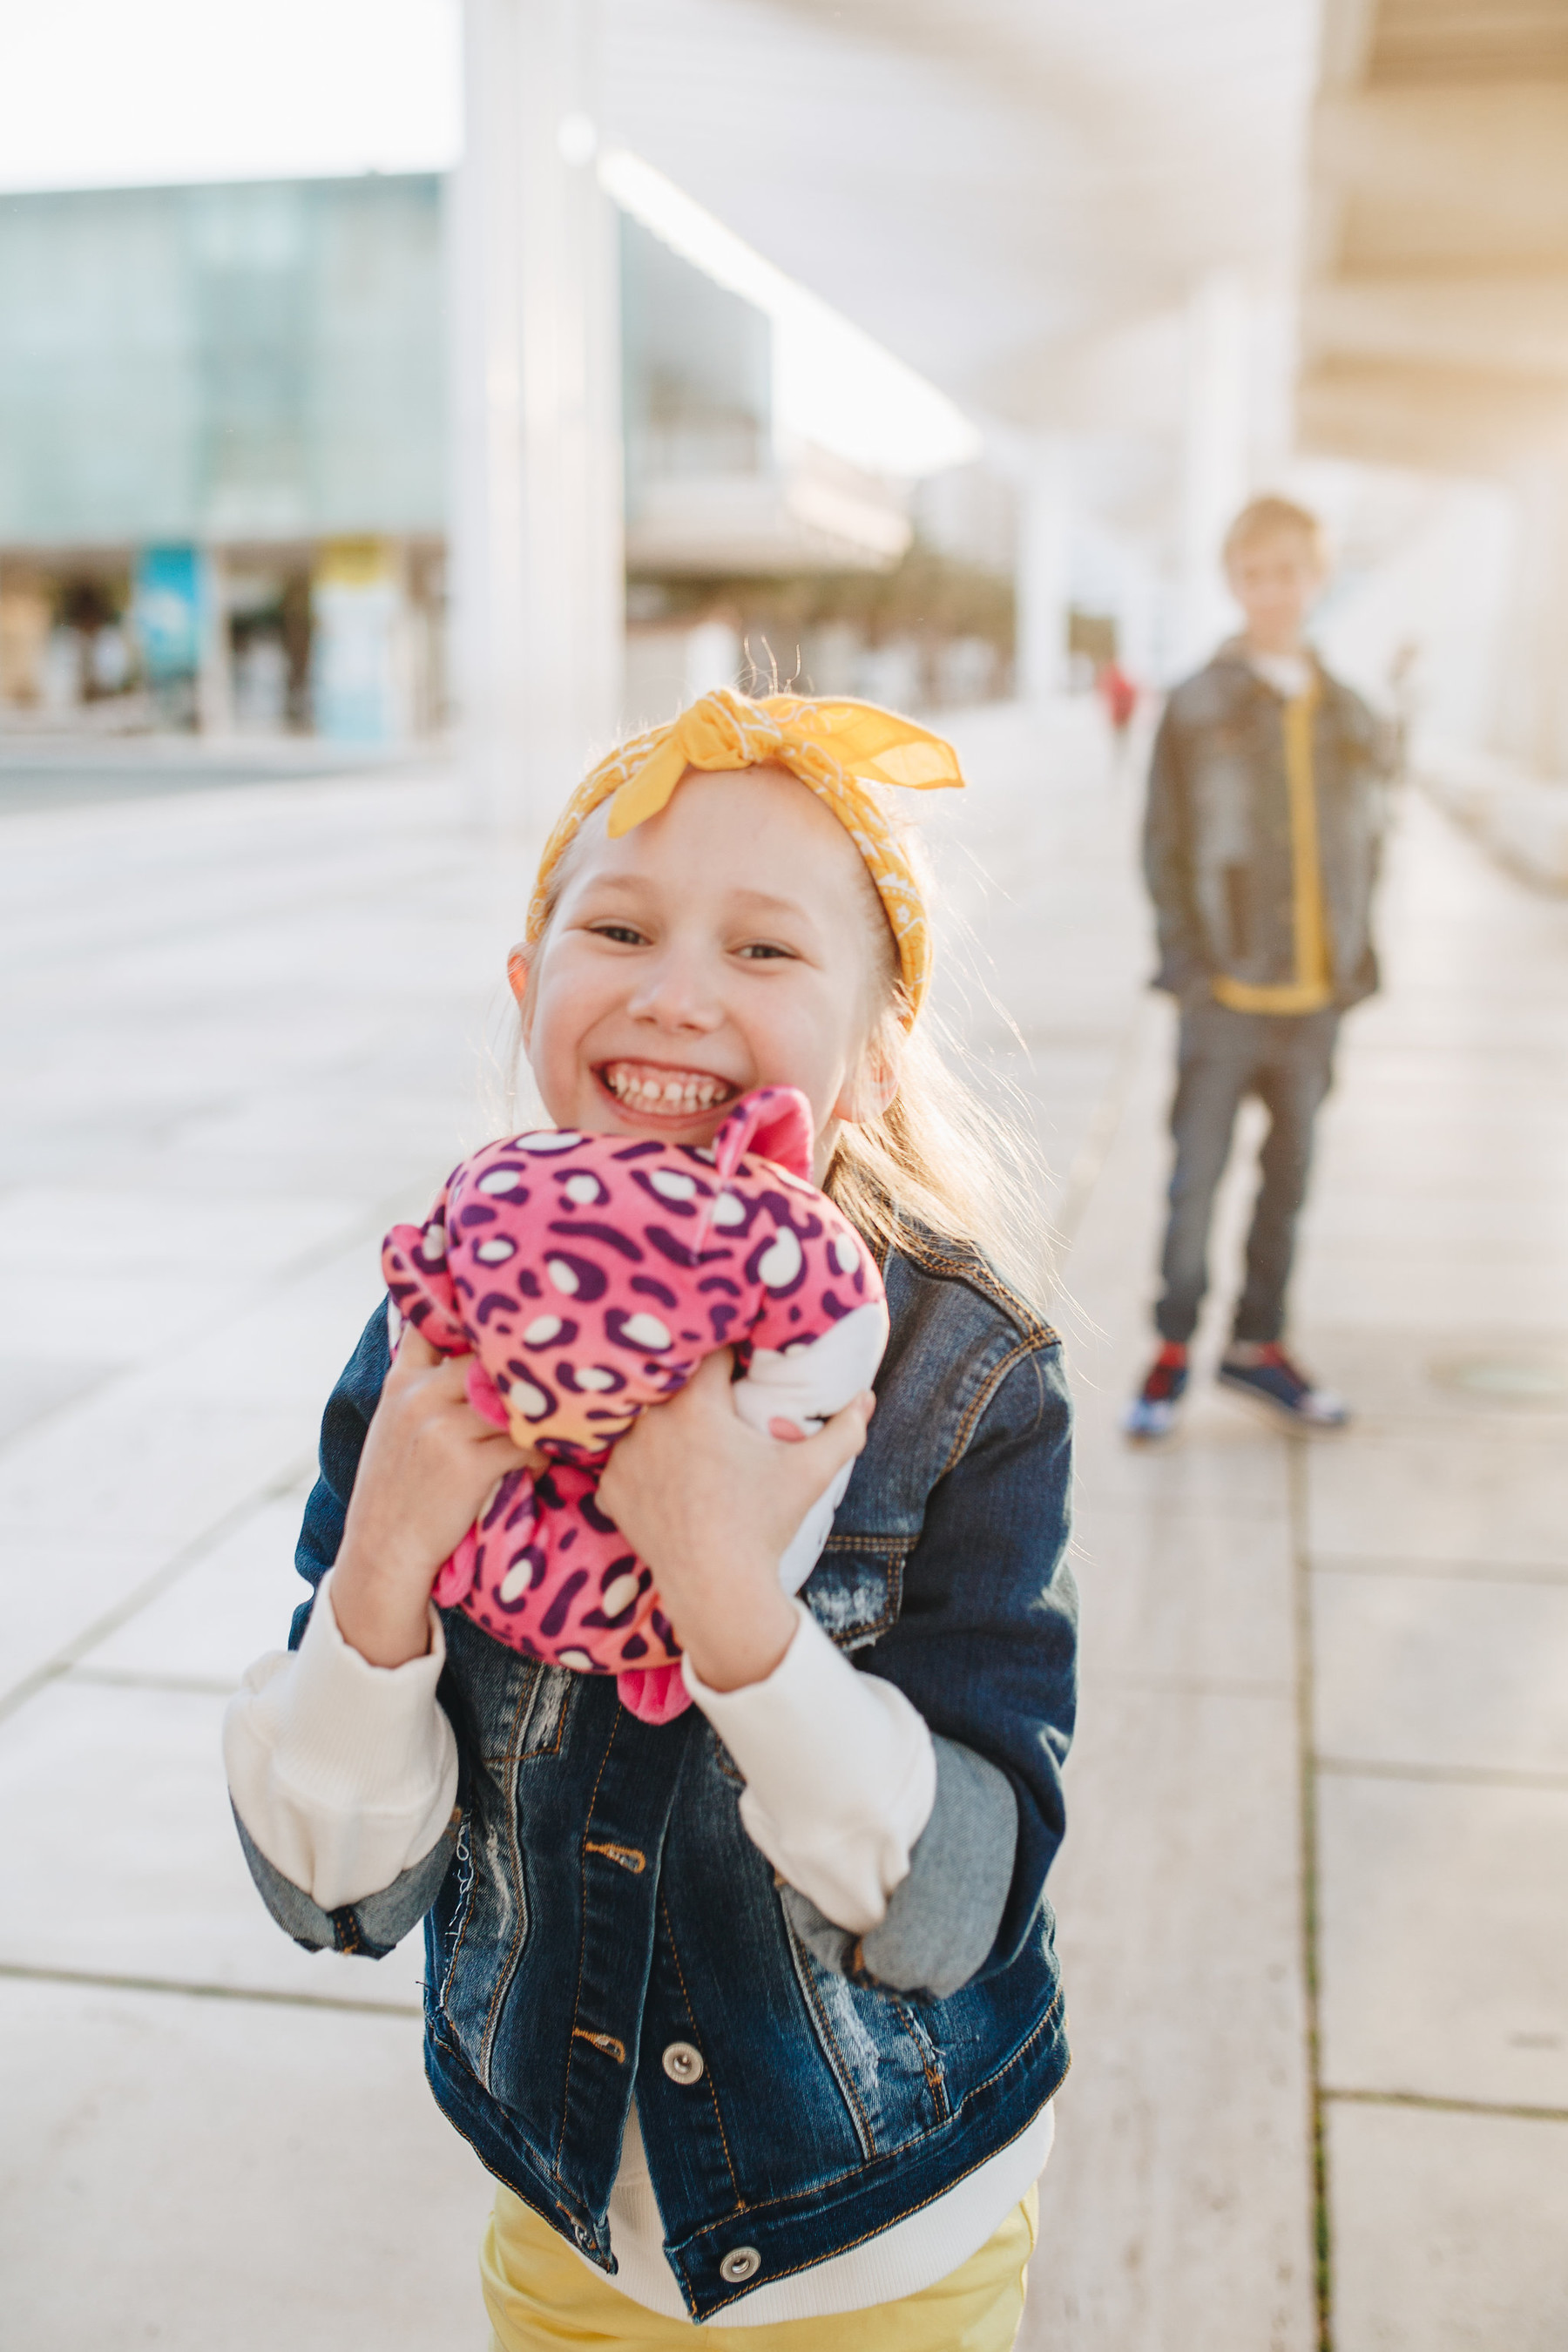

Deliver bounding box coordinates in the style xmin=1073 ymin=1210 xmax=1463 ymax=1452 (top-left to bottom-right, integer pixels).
xmin=1212 ymin=680 xmax=1334 ymax=1016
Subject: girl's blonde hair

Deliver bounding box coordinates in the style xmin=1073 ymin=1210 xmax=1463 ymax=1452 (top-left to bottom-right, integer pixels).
xmin=517 ymin=774 xmax=1054 ymax=1320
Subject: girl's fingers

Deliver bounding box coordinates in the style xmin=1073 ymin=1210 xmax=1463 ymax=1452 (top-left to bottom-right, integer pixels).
xmin=792 ymin=1390 xmax=875 ymax=1488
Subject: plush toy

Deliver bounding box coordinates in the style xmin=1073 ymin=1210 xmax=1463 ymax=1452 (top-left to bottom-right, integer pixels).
xmin=382 ymin=1087 xmax=888 ymax=1724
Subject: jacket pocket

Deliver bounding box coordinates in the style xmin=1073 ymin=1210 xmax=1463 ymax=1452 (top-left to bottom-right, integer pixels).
xmin=802 ymin=1543 xmax=906 ymax=1650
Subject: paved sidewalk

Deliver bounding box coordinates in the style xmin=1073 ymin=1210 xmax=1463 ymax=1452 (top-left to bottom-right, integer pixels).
xmin=2 ymin=708 xmax=1564 ymax=2348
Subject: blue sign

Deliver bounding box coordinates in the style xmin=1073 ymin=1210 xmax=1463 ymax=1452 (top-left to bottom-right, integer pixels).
xmin=132 ymin=546 xmax=204 ymax=682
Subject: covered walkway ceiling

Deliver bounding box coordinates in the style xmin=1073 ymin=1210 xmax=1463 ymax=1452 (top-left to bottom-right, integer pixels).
xmin=600 ymin=0 xmax=1320 ymax=435
xmin=1301 ymin=0 xmax=1568 ymax=472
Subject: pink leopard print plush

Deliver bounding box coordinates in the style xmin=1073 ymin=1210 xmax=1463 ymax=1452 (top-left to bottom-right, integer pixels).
xmin=382 ymin=1087 xmax=888 ymax=1725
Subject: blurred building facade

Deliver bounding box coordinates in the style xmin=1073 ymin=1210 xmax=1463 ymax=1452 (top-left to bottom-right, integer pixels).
xmin=0 ymin=167 xmax=1017 ymax=747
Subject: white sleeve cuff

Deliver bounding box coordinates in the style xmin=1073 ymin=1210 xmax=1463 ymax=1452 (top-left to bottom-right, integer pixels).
xmin=222 ymin=1569 xmax=459 ymax=1916
xmin=683 ymin=1605 xmax=937 ymax=1936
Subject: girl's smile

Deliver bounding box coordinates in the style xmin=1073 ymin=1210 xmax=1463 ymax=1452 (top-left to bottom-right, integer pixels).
xmin=521 ymin=764 xmax=896 ymax=1173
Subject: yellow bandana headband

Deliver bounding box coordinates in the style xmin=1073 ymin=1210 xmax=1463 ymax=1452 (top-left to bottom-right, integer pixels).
xmin=524 ymin=688 xmax=966 ymax=1011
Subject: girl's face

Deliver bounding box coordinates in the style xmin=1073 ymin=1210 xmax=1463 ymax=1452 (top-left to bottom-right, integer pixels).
xmin=521 ymin=765 xmax=895 ymax=1179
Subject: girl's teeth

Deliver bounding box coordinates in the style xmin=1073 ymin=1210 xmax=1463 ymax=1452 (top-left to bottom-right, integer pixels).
xmin=604 ymin=1064 xmax=731 ymax=1111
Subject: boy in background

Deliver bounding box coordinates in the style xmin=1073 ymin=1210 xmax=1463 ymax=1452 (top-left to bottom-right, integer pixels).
xmin=1125 ymin=495 xmax=1391 ymax=1440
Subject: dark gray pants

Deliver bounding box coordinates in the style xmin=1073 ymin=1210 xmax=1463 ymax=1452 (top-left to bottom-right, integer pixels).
xmin=1155 ymin=997 xmax=1340 ymax=1347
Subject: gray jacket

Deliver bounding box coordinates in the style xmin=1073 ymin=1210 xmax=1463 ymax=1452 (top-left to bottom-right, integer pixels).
xmin=1144 ymin=642 xmax=1391 ymax=1010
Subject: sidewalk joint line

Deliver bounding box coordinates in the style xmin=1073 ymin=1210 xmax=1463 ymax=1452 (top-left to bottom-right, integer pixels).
xmin=1316 ymin=1756 xmax=1568 ymax=1793
xmin=1311 ymin=1554 xmax=1568 ymax=1588
xmin=1322 ymin=2086 xmax=1568 ymax=2126
xmin=1288 ymin=1440 xmax=1334 ymax=2352
xmin=0 ymin=1959 xmax=422 ymax=2020
xmin=0 ymin=1458 xmax=314 ymax=1731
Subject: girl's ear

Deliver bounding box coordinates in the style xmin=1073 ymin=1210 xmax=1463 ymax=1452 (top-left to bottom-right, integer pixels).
xmin=834 ymin=1035 xmax=900 ymax=1127
xmin=506 ymin=947 xmax=533 ymax=1047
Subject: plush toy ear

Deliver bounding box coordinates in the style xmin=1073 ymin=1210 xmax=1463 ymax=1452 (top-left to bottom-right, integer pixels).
xmin=710 ymin=1085 xmax=814 ymax=1185
xmin=382 ymin=1174 xmax=470 ymax=1355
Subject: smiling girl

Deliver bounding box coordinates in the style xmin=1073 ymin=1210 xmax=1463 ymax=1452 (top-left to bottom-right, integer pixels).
xmin=226 ymin=691 xmax=1077 ymax=2350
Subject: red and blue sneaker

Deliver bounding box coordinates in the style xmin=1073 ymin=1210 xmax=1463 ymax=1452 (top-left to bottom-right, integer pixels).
xmin=1122 ymin=1342 xmax=1189 ymax=1442
xmin=1218 ymin=1342 xmax=1349 ymax=1430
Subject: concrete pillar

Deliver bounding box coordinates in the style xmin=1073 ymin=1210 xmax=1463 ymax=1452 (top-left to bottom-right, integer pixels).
xmin=1015 ymin=436 xmax=1072 ymax=706
xmin=1174 ymin=269 xmax=1252 ymax=678
xmin=450 ymin=0 xmax=624 ymax=836
xmin=1494 ymin=456 xmax=1568 ymax=777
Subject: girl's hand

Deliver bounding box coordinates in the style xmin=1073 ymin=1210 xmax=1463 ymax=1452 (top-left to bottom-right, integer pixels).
xmin=332 ymin=1328 xmax=539 ymax=1669
xmin=597 ymin=1350 xmax=875 ymax=1693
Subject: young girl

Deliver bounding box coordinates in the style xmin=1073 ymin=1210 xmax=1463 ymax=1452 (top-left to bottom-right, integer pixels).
xmin=225 ymin=689 xmax=1078 ymax=2350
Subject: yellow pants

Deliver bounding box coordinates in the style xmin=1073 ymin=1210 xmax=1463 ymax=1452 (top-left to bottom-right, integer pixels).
xmin=482 ymin=2182 xmax=1037 ymax=2352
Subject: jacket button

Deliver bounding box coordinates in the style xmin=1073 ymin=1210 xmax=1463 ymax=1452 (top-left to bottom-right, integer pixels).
xmin=662 ymin=2039 xmax=705 ymax=2085
xmin=720 ymin=2246 xmax=761 ymax=2283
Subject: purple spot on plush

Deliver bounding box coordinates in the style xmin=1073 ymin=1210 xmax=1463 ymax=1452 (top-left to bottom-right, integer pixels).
xmin=680 ymin=1329 xmax=700 ymax=1343
xmin=476 ymin=1290 xmax=520 ymax=1326
xmin=619 ymin=1634 xmax=648 ymax=1661
xmin=645 ymin=1227 xmax=700 ymax=1271
xmin=611 ymin=1140 xmax=666 ymax=1161
xmin=578 ymin=1490 xmax=620 ymax=1537
xmin=559 ymin=1525 xmax=578 ymax=1552
xmin=544 ymin=1250 xmax=608 ymax=1302
xmin=631 ymin=1274 xmax=679 ymax=1308
xmin=821 ymin=1289 xmax=849 ymax=1321
xmin=549 ymin=1219 xmax=645 ymax=1262
xmin=649 ymin=1607 xmax=676 ymax=1649
xmin=492 ymin=1547 xmax=551 ymax=1612
xmin=580 ymin=1558 xmax=648 ymax=1629
xmin=605 ymin=1307 xmax=675 ymax=1355
xmin=709 ymin=1304 xmax=738 ymax=1341
xmin=456 ymin=1202 xmax=498 ymax=1227
xmin=538 ymin=1568 xmax=590 ymax=1638
xmin=516 ymin=1268 xmax=542 ymax=1299
xmin=697 ymin=1274 xmax=741 ymax=1297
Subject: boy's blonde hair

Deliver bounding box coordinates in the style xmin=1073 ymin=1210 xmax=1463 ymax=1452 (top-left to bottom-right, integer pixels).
xmin=1222 ymin=494 xmax=1327 ymax=571
xmin=519 ymin=782 xmax=1053 ymax=1319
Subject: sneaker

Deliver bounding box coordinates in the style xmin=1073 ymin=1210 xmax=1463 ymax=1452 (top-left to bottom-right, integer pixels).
xmin=1123 ymin=1343 xmax=1189 ymax=1441
xmin=1217 ymin=1343 xmax=1349 ymax=1430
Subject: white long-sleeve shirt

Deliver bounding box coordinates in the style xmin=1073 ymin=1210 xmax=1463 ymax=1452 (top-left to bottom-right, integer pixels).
xmin=224 ymin=1579 xmax=1052 ymax=2324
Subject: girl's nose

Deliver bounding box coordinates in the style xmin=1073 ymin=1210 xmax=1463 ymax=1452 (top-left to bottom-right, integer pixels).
xmin=625 ymin=948 xmax=724 ymax=1033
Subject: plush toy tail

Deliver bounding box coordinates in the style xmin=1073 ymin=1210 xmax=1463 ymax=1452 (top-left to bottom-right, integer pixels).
xmin=709 ymin=1085 xmax=814 ymax=1186
xmin=617 ymin=1663 xmax=693 ymax=1724
xmin=382 ymin=1175 xmax=470 ymax=1355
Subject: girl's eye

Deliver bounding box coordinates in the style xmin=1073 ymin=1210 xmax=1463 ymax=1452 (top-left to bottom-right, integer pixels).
xmin=588 ymin=923 xmax=647 ymax=946
xmin=736 ymin=941 xmax=795 ymax=962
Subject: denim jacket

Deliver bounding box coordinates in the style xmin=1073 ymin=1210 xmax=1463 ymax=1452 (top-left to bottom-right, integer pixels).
xmin=237 ymin=1229 xmax=1077 ymax=2322
xmin=1145 ymin=641 xmax=1391 ymax=1009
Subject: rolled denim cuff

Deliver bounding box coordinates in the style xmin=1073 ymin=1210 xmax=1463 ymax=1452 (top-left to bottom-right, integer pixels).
xmin=782 ymin=1735 xmax=1017 ymax=1999
xmin=233 ymin=1801 xmax=459 ymax=1959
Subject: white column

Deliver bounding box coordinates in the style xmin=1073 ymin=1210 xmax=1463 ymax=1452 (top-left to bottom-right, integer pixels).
xmin=1015 ymin=436 xmax=1072 ymax=706
xmin=1494 ymin=456 xmax=1568 ymax=777
xmin=1173 ymin=269 xmax=1252 ymax=678
xmin=197 ymin=547 xmax=233 ymax=737
xmin=450 ymin=0 xmax=624 ymax=837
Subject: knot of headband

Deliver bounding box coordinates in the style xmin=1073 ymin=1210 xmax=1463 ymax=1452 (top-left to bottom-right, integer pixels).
xmin=524 ymin=688 xmax=966 ymax=1010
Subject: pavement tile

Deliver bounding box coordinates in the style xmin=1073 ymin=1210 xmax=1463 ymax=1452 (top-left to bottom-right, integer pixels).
xmin=0 ymin=1383 xmax=312 ymax=1545
xmin=0 ymin=1537 xmax=168 ymax=1705
xmin=1306 ymin=1428 xmax=1568 ymax=1569
xmin=1024 ymin=1681 xmax=1314 ymax=2352
xmin=1314 ymin=1570 xmax=1568 ymax=1775
xmin=1318 ymin=1774 xmax=1568 ymax=2109
xmin=1328 ymin=2101 xmax=1568 ymax=2351
xmin=1072 ymin=1501 xmax=1294 ymax=1690
xmin=76 ymin=1490 xmax=311 ymax=1685
xmin=0 ymin=1977 xmax=492 ymax=2352
xmin=0 ymin=1678 xmax=425 ymax=2009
